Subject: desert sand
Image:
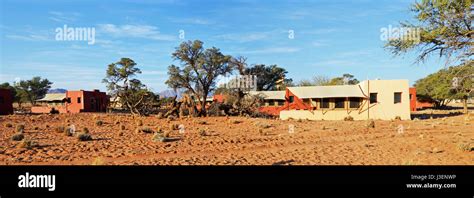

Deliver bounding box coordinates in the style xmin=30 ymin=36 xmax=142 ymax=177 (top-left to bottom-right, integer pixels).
xmin=0 ymin=112 xmax=472 ymax=165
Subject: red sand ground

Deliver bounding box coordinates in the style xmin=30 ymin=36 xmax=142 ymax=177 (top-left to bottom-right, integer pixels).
xmin=0 ymin=113 xmax=472 ymax=165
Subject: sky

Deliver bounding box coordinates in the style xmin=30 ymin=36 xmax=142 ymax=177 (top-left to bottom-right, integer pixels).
xmin=0 ymin=0 xmax=448 ymax=93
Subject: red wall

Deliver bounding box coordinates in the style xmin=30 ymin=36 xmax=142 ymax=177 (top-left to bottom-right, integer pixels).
xmin=0 ymin=89 xmax=14 ymax=115
xmin=67 ymin=90 xmax=108 ymax=113
xmin=409 ymin=88 xmax=417 ymax=112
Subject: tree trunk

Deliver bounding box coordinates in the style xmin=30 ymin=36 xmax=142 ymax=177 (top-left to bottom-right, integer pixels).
xmin=462 ymin=96 xmax=468 ymax=114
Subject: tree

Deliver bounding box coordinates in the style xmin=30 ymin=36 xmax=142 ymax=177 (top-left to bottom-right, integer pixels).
xmin=0 ymin=83 xmax=19 ymax=106
xmin=103 ymin=58 xmax=156 ymax=115
xmin=297 ymin=74 xmax=358 ymax=86
xmin=384 ymin=0 xmax=472 ymax=64
xmin=244 ymin=64 xmax=292 ymax=91
xmin=14 ymin=77 xmax=52 ymax=105
xmin=166 ymin=40 xmax=233 ymax=116
xmin=415 ymin=62 xmax=473 ymax=110
xmin=327 ymin=73 xmax=360 ymax=85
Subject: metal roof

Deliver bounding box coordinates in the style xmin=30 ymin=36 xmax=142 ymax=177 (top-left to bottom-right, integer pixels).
xmin=248 ymin=91 xmax=286 ymax=100
xmin=287 ymin=85 xmax=366 ymax=99
xmin=37 ymin=93 xmax=66 ymax=102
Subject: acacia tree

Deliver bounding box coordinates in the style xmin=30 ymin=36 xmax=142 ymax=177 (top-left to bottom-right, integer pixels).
xmin=244 ymin=64 xmax=292 ymax=91
xmin=166 ymin=40 xmax=233 ymax=116
xmin=385 ymin=0 xmax=472 ymax=64
xmin=415 ymin=61 xmax=473 ymax=111
xmin=14 ymin=77 xmax=52 ymax=105
xmin=103 ymin=58 xmax=156 ymax=115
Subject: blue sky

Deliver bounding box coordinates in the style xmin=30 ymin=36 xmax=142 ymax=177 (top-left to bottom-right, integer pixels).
xmin=0 ymin=0 xmax=447 ymax=92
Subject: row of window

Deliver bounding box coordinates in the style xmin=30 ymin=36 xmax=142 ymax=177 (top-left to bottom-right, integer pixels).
xmin=265 ymin=92 xmax=404 ymax=109
xmin=370 ymin=92 xmax=402 ymax=104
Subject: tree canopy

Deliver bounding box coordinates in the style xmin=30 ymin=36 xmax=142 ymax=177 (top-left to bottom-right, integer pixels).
xmin=385 ymin=0 xmax=472 ymax=64
xmin=166 ymin=40 xmax=233 ymax=116
xmin=14 ymin=77 xmax=52 ymax=105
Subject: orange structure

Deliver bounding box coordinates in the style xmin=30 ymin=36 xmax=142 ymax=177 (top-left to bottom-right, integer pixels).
xmin=0 ymin=88 xmax=14 ymax=115
xmin=409 ymin=87 xmax=417 ymax=111
xmin=31 ymin=90 xmax=108 ymax=114
xmin=66 ymin=90 xmax=108 ymax=113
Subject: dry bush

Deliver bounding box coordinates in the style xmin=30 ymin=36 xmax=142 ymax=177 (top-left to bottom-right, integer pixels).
xmin=196 ymin=120 xmax=207 ymax=125
xmin=169 ymin=123 xmax=179 ymax=130
xmin=136 ymin=119 xmax=143 ymax=127
xmin=55 ymin=126 xmax=65 ymax=133
xmin=16 ymin=124 xmax=25 ymax=133
xmin=82 ymin=127 xmax=90 ymax=134
xmin=11 ymin=133 xmax=25 ymax=141
xmin=457 ymin=142 xmax=473 ymax=152
xmin=96 ymin=120 xmax=104 ymax=126
xmin=120 ymin=124 xmax=126 ymax=130
xmin=229 ymin=120 xmax=242 ymax=124
xmin=367 ymin=120 xmax=375 ymax=128
xmin=77 ymin=133 xmax=93 ymax=141
xmin=199 ymin=128 xmax=207 ymax=136
xmin=135 ymin=127 xmax=154 ymax=134
xmin=344 ymin=116 xmax=354 ymax=121
xmin=17 ymin=138 xmax=38 ymax=149
xmin=4 ymin=123 xmax=12 ymax=128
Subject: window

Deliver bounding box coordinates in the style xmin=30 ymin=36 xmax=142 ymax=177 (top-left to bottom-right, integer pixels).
xmin=77 ymin=97 xmax=81 ymax=103
xmin=277 ymin=100 xmax=284 ymax=106
xmin=409 ymin=94 xmax=412 ymax=100
xmin=334 ymin=98 xmax=345 ymax=109
xmin=370 ymin=93 xmax=377 ymax=104
xmin=0 ymin=96 xmax=4 ymax=104
xmin=67 ymin=97 xmax=71 ymax=103
xmin=303 ymin=99 xmax=310 ymax=105
xmin=320 ymin=99 xmax=330 ymax=109
xmin=394 ymin=92 xmax=402 ymax=104
xmin=349 ymin=98 xmax=361 ymax=108
xmin=289 ymin=96 xmax=294 ymax=103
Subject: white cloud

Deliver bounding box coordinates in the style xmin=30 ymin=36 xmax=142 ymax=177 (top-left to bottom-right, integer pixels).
xmin=98 ymin=24 xmax=176 ymax=41
xmin=170 ymin=18 xmax=212 ymax=25
xmin=5 ymin=34 xmax=49 ymax=41
xmin=238 ymin=47 xmax=300 ymax=54
xmin=49 ymin=11 xmax=81 ymax=23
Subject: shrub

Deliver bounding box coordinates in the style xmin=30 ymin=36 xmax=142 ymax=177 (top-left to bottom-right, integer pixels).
xmin=136 ymin=119 xmax=143 ymax=126
xmin=55 ymin=126 xmax=65 ymax=133
xmin=77 ymin=133 xmax=93 ymax=141
xmin=16 ymin=124 xmax=25 ymax=133
xmin=199 ymin=128 xmax=207 ymax=136
xmin=156 ymin=112 xmax=164 ymax=119
xmin=33 ymin=126 xmax=39 ymax=130
xmin=135 ymin=127 xmax=154 ymax=134
xmin=96 ymin=120 xmax=104 ymax=126
xmin=82 ymin=127 xmax=90 ymax=134
xmin=457 ymin=142 xmax=473 ymax=152
xmin=258 ymin=128 xmax=267 ymax=136
xmin=367 ymin=120 xmax=375 ymax=128
xmin=4 ymin=123 xmax=13 ymax=128
xmin=64 ymin=127 xmax=73 ymax=137
xmin=169 ymin=123 xmax=179 ymax=130
xmin=11 ymin=133 xmax=25 ymax=141
xmin=151 ymin=133 xmax=171 ymax=142
xmin=344 ymin=116 xmax=354 ymax=121
xmin=196 ymin=120 xmax=207 ymax=125
xmin=17 ymin=138 xmax=38 ymax=149
xmin=229 ymin=120 xmax=242 ymax=124
xmin=120 ymin=124 xmax=126 ymax=130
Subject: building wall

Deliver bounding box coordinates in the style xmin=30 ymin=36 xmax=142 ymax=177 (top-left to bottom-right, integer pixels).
xmin=409 ymin=87 xmax=417 ymax=112
xmin=67 ymin=90 xmax=108 ymax=113
xmin=0 ymin=89 xmax=14 ymax=115
xmin=31 ymin=106 xmax=68 ymax=114
xmin=280 ymin=80 xmax=411 ymax=120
